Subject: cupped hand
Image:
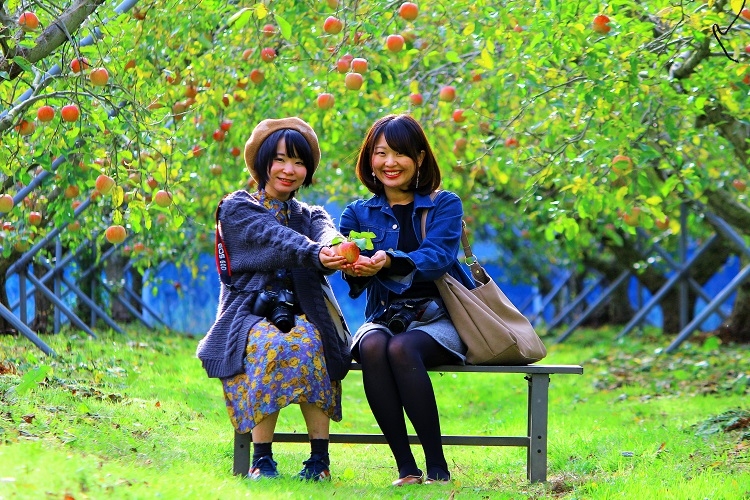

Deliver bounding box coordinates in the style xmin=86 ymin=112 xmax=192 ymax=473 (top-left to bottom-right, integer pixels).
xmin=319 ymin=246 xmax=349 ymax=270
xmin=349 ymin=250 xmax=388 ymax=277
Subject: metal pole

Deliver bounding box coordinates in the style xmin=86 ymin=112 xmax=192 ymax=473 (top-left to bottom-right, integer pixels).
xmin=615 ymin=235 xmax=718 ymax=340
xmin=0 ymin=304 xmax=56 ymax=356
xmin=679 ymin=204 xmax=689 ymax=331
xmin=554 ymin=270 xmax=631 ymax=343
xmin=665 ymin=264 xmax=750 ymax=353
xmin=23 ymin=273 xmax=97 ymax=339
xmin=54 ymin=237 xmax=62 ymax=334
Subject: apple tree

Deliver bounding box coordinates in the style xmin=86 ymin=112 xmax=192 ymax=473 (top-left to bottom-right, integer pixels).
xmin=0 ymin=0 xmax=748 ymax=342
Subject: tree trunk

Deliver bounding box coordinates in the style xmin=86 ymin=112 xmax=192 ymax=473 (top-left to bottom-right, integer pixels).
xmin=30 ymin=262 xmax=54 ymax=333
xmin=711 ymin=256 xmax=750 ymax=343
xmin=105 ymin=253 xmax=131 ymax=323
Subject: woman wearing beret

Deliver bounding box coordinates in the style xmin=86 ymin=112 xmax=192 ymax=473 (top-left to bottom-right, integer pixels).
xmin=339 ymin=114 xmax=475 ymax=486
xmin=197 ymin=117 xmax=352 ymax=481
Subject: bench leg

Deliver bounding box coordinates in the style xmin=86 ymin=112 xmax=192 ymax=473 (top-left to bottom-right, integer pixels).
xmin=526 ymin=373 xmax=550 ymax=483
xmin=233 ymin=430 xmax=251 ymax=476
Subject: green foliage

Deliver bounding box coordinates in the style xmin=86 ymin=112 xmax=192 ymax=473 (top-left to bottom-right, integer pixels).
xmin=1 ymin=0 xmax=749 ymax=299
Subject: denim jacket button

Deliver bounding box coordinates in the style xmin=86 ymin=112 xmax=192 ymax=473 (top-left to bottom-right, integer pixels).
xmin=392 ymin=224 xmax=398 ymax=229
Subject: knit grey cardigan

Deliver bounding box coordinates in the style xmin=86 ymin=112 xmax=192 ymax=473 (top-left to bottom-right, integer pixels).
xmin=196 ymin=190 xmax=352 ymax=381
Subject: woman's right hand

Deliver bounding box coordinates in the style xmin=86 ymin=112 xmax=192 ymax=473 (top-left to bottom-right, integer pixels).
xmin=319 ymin=246 xmax=349 ymax=270
xmin=347 ymin=250 xmax=389 ymax=277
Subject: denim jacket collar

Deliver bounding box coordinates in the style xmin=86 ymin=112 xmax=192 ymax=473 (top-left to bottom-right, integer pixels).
xmin=362 ymin=191 xmax=438 ymax=212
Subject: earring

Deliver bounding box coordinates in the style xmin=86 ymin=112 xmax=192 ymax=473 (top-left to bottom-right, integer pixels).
xmin=415 ymin=168 xmax=420 ymax=189
xmin=372 ymin=171 xmax=377 ymax=182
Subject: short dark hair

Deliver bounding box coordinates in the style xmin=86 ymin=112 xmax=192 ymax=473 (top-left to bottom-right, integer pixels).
xmin=355 ymin=114 xmax=441 ymax=195
xmin=254 ymin=129 xmax=316 ymax=194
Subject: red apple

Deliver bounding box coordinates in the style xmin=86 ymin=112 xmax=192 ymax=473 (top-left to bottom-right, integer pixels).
xmin=323 ymin=16 xmax=343 ymax=34
xmin=654 ymin=217 xmax=670 ymax=231
xmin=386 ymin=34 xmax=405 ymax=52
xmin=336 ymin=54 xmax=354 ymax=73
xmin=335 ymin=241 xmax=360 ymax=263
xmin=213 ymin=129 xmax=226 ymax=142
xmin=220 ymin=119 xmax=233 ymax=131
xmin=95 ymin=174 xmax=115 ymax=195
xmin=15 ymin=119 xmax=35 ymax=136
xmin=262 ymin=24 xmax=276 ymax=37
xmin=398 ymin=2 xmax=419 ymax=21
xmin=0 ymin=194 xmax=14 ymax=213
xmin=36 ymin=105 xmax=55 ymax=123
xmin=742 ymin=8 xmax=750 ymax=20
xmin=133 ymin=242 xmax=146 ymax=253
xmin=452 ymin=109 xmax=466 ymax=123
xmin=153 ymin=189 xmax=172 ymax=207
xmin=61 ymin=104 xmax=80 ymax=122
xmin=409 ymin=93 xmax=423 ymax=105
xmin=733 ymin=179 xmax=747 ymax=192
xmin=124 ymin=59 xmax=136 ymax=70
xmin=454 ymin=137 xmax=468 ymax=152
xmin=261 ymin=47 xmax=276 ymax=62
xmin=504 ymin=137 xmax=519 ymax=148
xmin=622 ymin=207 xmax=641 ymax=227
xmin=438 ymin=85 xmax=456 ymax=102
xmin=209 ymin=164 xmax=223 ymax=176
xmin=513 ymin=24 xmax=524 ymax=33
xmin=68 ymin=221 xmax=81 ymax=232
xmin=592 ymin=14 xmax=611 ymax=34
xmin=350 ymin=57 xmax=368 ymax=74
xmin=28 ymin=211 xmax=42 ymax=226
xmin=317 ymin=92 xmax=335 ymax=110
xmin=185 ymin=85 xmax=198 ymax=98
xmin=88 ymin=67 xmax=109 ymax=86
xmin=147 ymin=177 xmax=158 ymax=190
xmin=231 ymin=146 xmax=242 ymax=157
xmin=345 ymin=72 xmax=364 ymax=90
xmin=250 ymin=69 xmax=264 ymax=84
xmin=105 ymin=224 xmax=127 ymax=244
xmin=192 ymin=145 xmax=203 ymax=157
xmin=70 ymin=57 xmax=90 ymax=74
xmin=18 ymin=11 xmax=39 ymax=32
xmin=242 ymin=48 xmax=254 ymax=60
xmin=611 ymin=154 xmax=633 ymax=175
xmin=64 ymin=185 xmax=80 ymax=199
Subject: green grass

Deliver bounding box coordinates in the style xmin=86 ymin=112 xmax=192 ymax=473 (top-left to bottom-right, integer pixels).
xmin=0 ymin=326 xmax=748 ymax=499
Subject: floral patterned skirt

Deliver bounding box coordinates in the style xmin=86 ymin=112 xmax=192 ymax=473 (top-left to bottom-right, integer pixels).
xmin=222 ymin=314 xmax=342 ymax=433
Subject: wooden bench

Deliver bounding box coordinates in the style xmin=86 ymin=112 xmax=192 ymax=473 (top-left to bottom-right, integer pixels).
xmin=233 ymin=363 xmax=583 ymax=483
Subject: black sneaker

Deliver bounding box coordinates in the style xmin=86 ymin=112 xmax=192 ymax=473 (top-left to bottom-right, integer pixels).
xmin=298 ymin=452 xmax=331 ymax=481
xmin=249 ymin=455 xmax=280 ymax=480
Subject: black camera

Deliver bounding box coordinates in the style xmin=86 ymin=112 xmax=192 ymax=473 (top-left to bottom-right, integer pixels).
xmin=251 ymin=289 xmax=297 ymax=333
xmin=386 ymin=300 xmax=426 ymax=333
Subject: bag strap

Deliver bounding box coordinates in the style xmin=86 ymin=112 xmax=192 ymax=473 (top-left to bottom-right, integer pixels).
xmin=420 ymin=191 xmax=476 ymax=265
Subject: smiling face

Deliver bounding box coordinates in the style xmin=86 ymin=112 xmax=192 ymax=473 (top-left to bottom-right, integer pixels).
xmin=371 ymin=134 xmax=424 ymax=201
xmin=264 ymin=139 xmax=307 ymax=201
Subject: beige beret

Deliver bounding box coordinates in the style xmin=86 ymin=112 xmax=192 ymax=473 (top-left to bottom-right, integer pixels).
xmin=244 ymin=117 xmax=321 ymax=181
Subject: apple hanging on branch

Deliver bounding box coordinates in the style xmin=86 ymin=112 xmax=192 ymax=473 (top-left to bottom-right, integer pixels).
xmin=330 ymin=231 xmax=376 ymax=263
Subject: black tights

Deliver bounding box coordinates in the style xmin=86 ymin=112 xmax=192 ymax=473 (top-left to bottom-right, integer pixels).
xmin=358 ymin=328 xmax=455 ymax=480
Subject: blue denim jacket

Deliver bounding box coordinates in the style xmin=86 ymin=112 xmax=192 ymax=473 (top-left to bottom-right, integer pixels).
xmin=339 ymin=190 xmax=476 ymax=322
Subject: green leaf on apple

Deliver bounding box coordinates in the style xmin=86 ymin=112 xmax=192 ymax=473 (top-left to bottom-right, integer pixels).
xmin=330 ymin=235 xmax=345 ymax=246
xmin=349 ymin=231 xmax=375 ymax=250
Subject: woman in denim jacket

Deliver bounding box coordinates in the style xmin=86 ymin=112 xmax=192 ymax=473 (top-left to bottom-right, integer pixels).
xmin=338 ymin=114 xmax=475 ymax=486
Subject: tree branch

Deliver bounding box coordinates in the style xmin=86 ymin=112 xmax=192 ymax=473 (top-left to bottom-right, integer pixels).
xmin=0 ymin=0 xmax=106 ymax=79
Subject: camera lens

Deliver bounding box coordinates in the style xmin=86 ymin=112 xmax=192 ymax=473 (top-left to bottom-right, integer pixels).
xmin=269 ymin=289 xmax=296 ymax=333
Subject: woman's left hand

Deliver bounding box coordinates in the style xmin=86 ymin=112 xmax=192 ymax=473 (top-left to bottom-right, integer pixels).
xmin=350 ymin=250 xmax=389 ymax=277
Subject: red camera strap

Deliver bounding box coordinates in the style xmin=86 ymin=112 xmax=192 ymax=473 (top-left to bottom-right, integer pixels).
xmin=214 ymin=198 xmax=233 ymax=287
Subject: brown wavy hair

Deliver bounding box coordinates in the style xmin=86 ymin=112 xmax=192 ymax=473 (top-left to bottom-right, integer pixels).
xmin=355 ymin=114 xmax=441 ymax=195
